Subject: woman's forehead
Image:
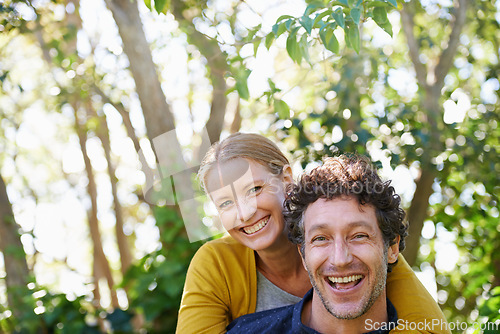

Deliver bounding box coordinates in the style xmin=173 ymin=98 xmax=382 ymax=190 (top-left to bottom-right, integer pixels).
xmin=205 ymin=158 xmax=271 ymax=191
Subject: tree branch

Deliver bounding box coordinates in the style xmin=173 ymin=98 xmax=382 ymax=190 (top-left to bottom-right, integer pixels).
xmin=400 ymin=3 xmax=428 ymax=87
xmin=434 ymin=0 xmax=468 ymax=86
xmin=93 ymin=85 xmax=142 ymax=156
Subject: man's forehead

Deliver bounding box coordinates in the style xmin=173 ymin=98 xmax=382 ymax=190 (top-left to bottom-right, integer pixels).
xmin=303 ymin=197 xmax=377 ymax=232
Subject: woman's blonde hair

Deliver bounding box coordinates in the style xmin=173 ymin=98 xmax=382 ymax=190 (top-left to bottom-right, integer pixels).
xmin=198 ymin=132 xmax=289 ymax=192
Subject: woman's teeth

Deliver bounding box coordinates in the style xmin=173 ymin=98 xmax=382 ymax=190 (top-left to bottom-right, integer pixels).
xmin=243 ymin=217 xmax=270 ymax=234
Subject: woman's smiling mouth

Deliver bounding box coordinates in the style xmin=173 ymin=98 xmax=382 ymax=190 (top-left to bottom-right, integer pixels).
xmin=241 ymin=216 xmax=270 ymax=235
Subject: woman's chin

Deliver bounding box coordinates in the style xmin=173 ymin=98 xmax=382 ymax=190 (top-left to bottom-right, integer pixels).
xmin=228 ymin=226 xmax=285 ymax=252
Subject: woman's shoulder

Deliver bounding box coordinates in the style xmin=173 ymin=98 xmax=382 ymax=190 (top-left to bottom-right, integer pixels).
xmin=188 ymin=234 xmax=255 ymax=280
xmin=198 ymin=235 xmax=252 ymax=258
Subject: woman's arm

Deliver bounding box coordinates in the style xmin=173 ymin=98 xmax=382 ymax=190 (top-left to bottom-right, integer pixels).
xmin=176 ymin=237 xmax=257 ymax=334
xmin=176 ymin=243 xmax=231 ymax=334
xmin=387 ymin=254 xmax=451 ymax=334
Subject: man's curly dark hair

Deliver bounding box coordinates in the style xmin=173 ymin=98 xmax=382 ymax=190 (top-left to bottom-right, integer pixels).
xmin=284 ymin=154 xmax=408 ymax=271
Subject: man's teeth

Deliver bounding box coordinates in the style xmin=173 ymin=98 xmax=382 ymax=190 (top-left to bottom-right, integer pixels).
xmin=243 ymin=217 xmax=269 ymax=234
xmin=328 ymin=275 xmax=363 ymax=284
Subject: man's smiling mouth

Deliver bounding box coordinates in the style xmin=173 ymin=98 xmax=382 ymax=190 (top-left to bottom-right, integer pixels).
xmin=327 ymin=274 xmax=364 ymax=290
xmin=241 ymin=216 xmax=270 ymax=235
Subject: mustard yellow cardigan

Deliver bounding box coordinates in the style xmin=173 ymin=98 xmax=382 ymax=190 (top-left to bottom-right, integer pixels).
xmin=176 ymin=236 xmax=449 ymax=334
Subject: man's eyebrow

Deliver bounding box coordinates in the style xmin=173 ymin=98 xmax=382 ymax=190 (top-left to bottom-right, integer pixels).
xmin=347 ymin=221 xmax=376 ymax=232
xmin=307 ymin=220 xmax=376 ymax=234
xmin=307 ymin=223 xmax=331 ymax=234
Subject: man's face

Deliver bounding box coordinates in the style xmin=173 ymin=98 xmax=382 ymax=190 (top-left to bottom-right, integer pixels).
xmin=301 ymin=197 xmax=399 ymax=320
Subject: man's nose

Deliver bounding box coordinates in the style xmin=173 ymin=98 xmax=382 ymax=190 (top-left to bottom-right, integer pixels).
xmin=329 ymin=239 xmax=353 ymax=267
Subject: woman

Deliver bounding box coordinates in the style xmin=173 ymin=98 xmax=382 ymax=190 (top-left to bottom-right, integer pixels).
xmin=176 ymin=133 xmax=448 ymax=334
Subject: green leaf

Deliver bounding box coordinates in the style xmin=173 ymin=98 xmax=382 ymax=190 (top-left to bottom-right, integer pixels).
xmin=305 ymin=2 xmax=322 ymax=16
xmin=265 ymin=33 xmax=275 ymax=49
xmin=253 ymin=38 xmax=260 ymax=55
xmin=313 ymin=10 xmax=332 ymax=28
xmin=333 ymin=7 xmax=345 ymax=29
xmin=274 ymin=99 xmax=290 ymax=119
xmin=235 ymin=69 xmax=251 ymax=100
xmin=144 ymin=0 xmax=152 ymax=10
xmin=247 ymin=24 xmax=261 ymax=41
xmin=276 ymin=14 xmax=294 ymax=23
xmin=326 ymin=29 xmax=340 ymax=54
xmin=346 ymin=23 xmax=360 ymax=53
xmin=386 ymin=0 xmax=398 ymax=8
xmin=320 ymin=24 xmax=339 ymax=54
xmin=350 ymin=8 xmax=361 ymax=25
xmin=268 ymin=78 xmax=277 ymax=93
xmin=336 ymin=0 xmax=349 ymax=6
xmin=299 ymin=34 xmax=311 ymax=65
xmin=372 ymin=7 xmax=388 ymax=25
xmin=154 ymin=0 xmax=167 ymax=14
xmin=286 ymin=27 xmax=301 ymax=63
xmin=379 ymin=20 xmax=393 ymax=37
xmin=272 ymin=22 xmax=287 ymax=38
xmin=365 ymin=1 xmax=392 ymax=8
xmin=285 ymin=19 xmax=294 ymax=31
xmin=300 ymin=15 xmax=313 ymax=35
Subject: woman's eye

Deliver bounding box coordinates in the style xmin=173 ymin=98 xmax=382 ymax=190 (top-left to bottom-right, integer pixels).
xmin=248 ymin=186 xmax=262 ymax=195
xmin=218 ymin=200 xmax=232 ymax=209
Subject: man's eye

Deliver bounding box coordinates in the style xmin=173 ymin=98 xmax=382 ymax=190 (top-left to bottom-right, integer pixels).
xmin=353 ymin=234 xmax=368 ymax=240
xmin=312 ymin=236 xmax=326 ymax=243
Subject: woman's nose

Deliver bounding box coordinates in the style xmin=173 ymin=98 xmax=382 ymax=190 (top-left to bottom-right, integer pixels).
xmin=236 ymin=197 xmax=257 ymax=223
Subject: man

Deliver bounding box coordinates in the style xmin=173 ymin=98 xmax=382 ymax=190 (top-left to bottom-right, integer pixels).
xmin=227 ymin=154 xmax=408 ymax=333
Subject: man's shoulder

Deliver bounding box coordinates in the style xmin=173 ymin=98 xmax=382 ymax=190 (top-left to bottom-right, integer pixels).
xmin=227 ymin=303 xmax=296 ymax=333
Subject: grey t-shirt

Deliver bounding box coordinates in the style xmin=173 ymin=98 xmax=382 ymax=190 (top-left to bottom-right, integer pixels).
xmin=255 ymin=270 xmax=302 ymax=312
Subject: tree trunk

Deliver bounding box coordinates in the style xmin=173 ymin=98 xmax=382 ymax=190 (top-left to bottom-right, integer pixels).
xmin=104 ymin=0 xmax=176 ymax=141
xmin=403 ymin=167 xmax=436 ymax=266
xmin=400 ymin=0 xmax=467 ymax=266
xmin=93 ymin=86 xmax=142 ymax=155
xmin=0 ymin=174 xmax=30 ymax=319
xmin=171 ymin=0 xmax=229 ymax=145
xmin=95 ymin=110 xmax=133 ymax=277
xmin=74 ymin=105 xmax=119 ymax=308
xmin=230 ymin=100 xmax=242 ymax=134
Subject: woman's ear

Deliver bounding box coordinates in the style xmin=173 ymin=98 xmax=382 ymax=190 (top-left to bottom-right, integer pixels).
xmin=282 ymin=164 xmax=293 ymax=185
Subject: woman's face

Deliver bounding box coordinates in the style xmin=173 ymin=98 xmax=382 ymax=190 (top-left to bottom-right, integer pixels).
xmin=206 ymin=158 xmax=292 ymax=251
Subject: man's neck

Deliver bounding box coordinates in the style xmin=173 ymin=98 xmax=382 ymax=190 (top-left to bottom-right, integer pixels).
xmin=303 ymin=292 xmax=389 ymax=334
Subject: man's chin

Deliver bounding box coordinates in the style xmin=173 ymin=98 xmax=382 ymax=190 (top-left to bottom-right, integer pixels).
xmin=324 ymin=301 xmax=367 ymax=320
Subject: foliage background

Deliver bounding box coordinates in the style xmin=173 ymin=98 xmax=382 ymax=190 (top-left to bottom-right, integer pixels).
xmin=0 ymin=0 xmax=498 ymax=333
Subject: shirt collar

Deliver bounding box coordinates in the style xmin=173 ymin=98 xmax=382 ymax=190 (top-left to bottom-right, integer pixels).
xmin=292 ymin=289 xmax=399 ymax=334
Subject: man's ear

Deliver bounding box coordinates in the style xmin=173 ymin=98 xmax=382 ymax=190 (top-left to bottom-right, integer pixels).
xmin=387 ymin=235 xmax=400 ymax=264
xmin=298 ymin=245 xmax=307 ymax=270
